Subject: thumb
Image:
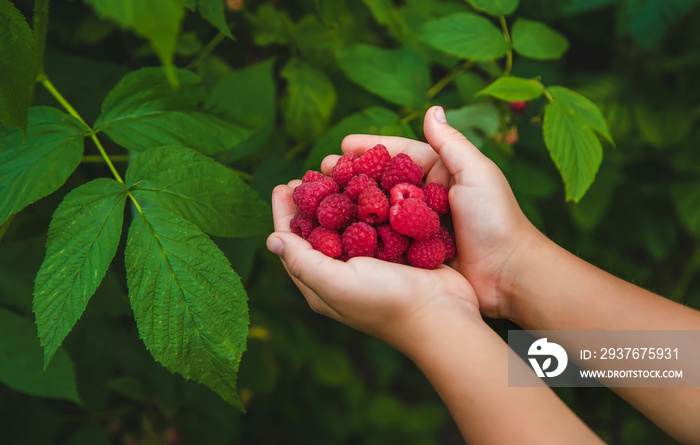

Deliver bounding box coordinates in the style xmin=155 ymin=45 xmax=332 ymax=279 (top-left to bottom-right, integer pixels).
xmin=423 ymin=106 xmax=489 ymax=184
xmin=266 ymin=231 xmax=343 ymax=293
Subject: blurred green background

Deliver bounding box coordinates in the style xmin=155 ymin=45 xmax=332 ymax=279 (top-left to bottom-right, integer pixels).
xmin=2 ymin=0 xmax=700 ymax=443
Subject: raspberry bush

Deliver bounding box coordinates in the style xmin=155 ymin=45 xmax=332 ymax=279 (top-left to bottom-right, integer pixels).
xmin=0 ymin=0 xmax=698 ymax=443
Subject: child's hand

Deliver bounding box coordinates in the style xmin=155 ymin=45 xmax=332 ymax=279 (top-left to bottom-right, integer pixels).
xmin=325 ymin=106 xmax=540 ymax=320
xmin=266 ymin=180 xmax=479 ymax=355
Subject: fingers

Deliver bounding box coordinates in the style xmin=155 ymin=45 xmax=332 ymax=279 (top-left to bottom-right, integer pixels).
xmin=423 ymin=106 xmax=490 ymax=184
xmin=271 ymin=184 xmax=297 ymax=232
xmin=341 ymin=134 xmax=441 ymax=173
xmin=321 ymin=155 xmax=341 ymax=176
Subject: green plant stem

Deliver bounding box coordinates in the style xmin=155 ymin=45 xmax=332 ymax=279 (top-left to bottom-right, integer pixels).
xmin=33 ymin=0 xmax=50 ymax=77
xmin=40 ymin=77 xmax=144 ymax=214
xmin=499 ymin=16 xmax=513 ymax=77
xmin=535 ymin=80 xmax=554 ymax=102
xmin=284 ymin=141 xmax=307 ymax=159
xmin=426 ymin=60 xmax=475 ymax=100
xmin=186 ymin=31 xmax=226 ymax=71
xmin=82 ymin=155 xmax=130 ymax=163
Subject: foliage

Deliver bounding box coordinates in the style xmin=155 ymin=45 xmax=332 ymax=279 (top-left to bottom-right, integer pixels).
xmin=0 ymin=0 xmax=699 ymax=443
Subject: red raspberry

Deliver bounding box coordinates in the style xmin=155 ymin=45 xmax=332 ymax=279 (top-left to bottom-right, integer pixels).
xmin=308 ymin=227 xmax=343 ymax=259
xmin=406 ymin=236 xmax=446 ymax=269
xmin=302 ymin=170 xmax=339 ymax=194
xmin=389 ymin=198 xmax=439 ymax=240
xmin=353 ymin=144 xmax=391 ymax=181
xmin=357 ymin=186 xmax=390 ymax=226
xmin=381 ymin=153 xmax=423 ymax=191
xmin=509 ymin=100 xmax=530 ymax=115
xmin=375 ymin=224 xmax=409 ymax=262
xmin=342 ymin=222 xmax=378 ymax=258
xmin=390 ymin=183 xmax=425 ymax=206
xmin=293 ymin=182 xmax=332 ymax=218
xmin=331 ymin=153 xmax=358 ymax=189
xmin=317 ymin=193 xmax=355 ymax=230
xmin=423 ymin=183 xmax=449 ymax=215
xmin=436 ymin=226 xmax=456 ymax=261
xmin=290 ymin=213 xmax=318 ymax=239
xmin=344 ymin=174 xmax=377 ymax=202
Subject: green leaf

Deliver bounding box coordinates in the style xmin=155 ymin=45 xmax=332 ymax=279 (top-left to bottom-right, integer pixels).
xmin=94 ymin=68 xmax=254 ymax=154
xmin=466 ymin=0 xmax=519 ymax=16
xmin=207 ymin=59 xmax=276 ymax=161
xmin=511 ymin=18 xmax=570 ymax=60
xmin=33 ymin=178 xmax=127 ymax=367
xmin=363 ymin=0 xmax=410 ymax=40
xmin=305 ymin=107 xmax=416 ymax=171
xmin=634 ymin=102 xmax=692 ymax=147
xmin=83 ymin=0 xmax=186 ymax=83
xmin=0 ymin=107 xmax=85 ymax=225
xmin=673 ymin=182 xmax=700 ymax=238
xmin=125 ymin=207 xmax=249 ymax=409
xmin=126 ymin=145 xmax=270 ymax=237
xmin=624 ymin=0 xmax=696 ymax=48
xmin=569 ymin=160 xmax=621 ymax=232
xmin=418 ymin=13 xmax=509 ymax=61
xmin=477 ymin=76 xmax=544 ymax=101
xmin=337 ymin=44 xmax=430 ymax=108
xmin=249 ymin=4 xmax=294 ymax=46
xmin=0 ymin=0 xmax=39 ymax=131
xmin=543 ymin=100 xmax=603 ymax=202
xmin=281 ymin=59 xmax=337 ymax=142
xmin=187 ymin=0 xmax=234 ymax=39
xmin=445 ymin=103 xmax=500 ymax=137
xmin=549 ymin=86 xmax=614 ymax=144
xmin=0 ymin=307 xmax=80 ymax=403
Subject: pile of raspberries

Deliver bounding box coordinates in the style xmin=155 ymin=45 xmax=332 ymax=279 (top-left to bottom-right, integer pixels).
xmin=289 ymin=144 xmax=455 ymax=269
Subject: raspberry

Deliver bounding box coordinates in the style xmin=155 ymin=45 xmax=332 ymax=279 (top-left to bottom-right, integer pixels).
xmin=293 ymin=182 xmax=332 ymax=218
xmin=406 ymin=236 xmax=446 ymax=269
xmin=389 ymin=198 xmax=440 ymax=240
xmin=436 ymin=226 xmax=456 ymax=261
xmin=423 ymin=183 xmax=449 ymax=215
xmin=357 ymin=186 xmax=390 ymax=226
xmin=317 ymin=193 xmax=355 ymax=230
xmin=390 ymin=183 xmax=425 ymax=206
xmin=331 ymin=153 xmax=358 ymax=189
xmin=375 ymin=224 xmax=409 ymax=262
xmin=344 ymin=174 xmax=377 ymax=202
xmin=308 ymin=227 xmax=343 ymax=259
xmin=302 ymin=170 xmax=339 ymax=194
xmin=509 ymin=100 xmax=530 ymax=115
xmin=353 ymin=144 xmax=391 ymax=181
xmin=342 ymin=222 xmax=377 ymax=258
xmin=290 ymin=213 xmax=318 ymax=239
xmin=381 ymin=153 xmax=423 ymax=191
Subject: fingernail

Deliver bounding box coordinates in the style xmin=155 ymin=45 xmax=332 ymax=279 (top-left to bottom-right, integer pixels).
xmin=267 ymin=236 xmax=284 ymax=256
xmin=434 ymin=106 xmax=447 ymax=123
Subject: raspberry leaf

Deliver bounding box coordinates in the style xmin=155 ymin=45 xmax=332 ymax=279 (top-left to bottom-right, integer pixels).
xmin=0 ymin=307 xmax=80 ymax=403
xmin=126 ymin=145 xmax=270 ymax=237
xmin=511 ymin=19 xmax=570 ymax=60
xmin=543 ymin=100 xmax=603 ymax=202
xmin=33 ymin=178 xmax=128 ymax=368
xmin=466 ymin=0 xmax=519 ymax=16
xmin=305 ymin=107 xmax=416 ymax=171
xmin=0 ymin=107 xmax=85 ymax=226
xmin=549 ymin=86 xmax=614 ymax=145
xmin=125 ymin=207 xmax=248 ymax=410
xmin=477 ymin=76 xmax=545 ymax=101
xmin=83 ymin=0 xmax=185 ymax=85
xmin=0 ymin=0 xmax=39 ymax=132
xmin=337 ymin=44 xmax=430 ymax=109
xmin=280 ymin=58 xmax=337 ymax=142
xmin=418 ymin=13 xmax=509 ymax=62
xmin=185 ymin=0 xmax=234 ymax=39
xmin=445 ymin=103 xmax=500 ymax=139
xmin=94 ymin=68 xmax=255 ymax=154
